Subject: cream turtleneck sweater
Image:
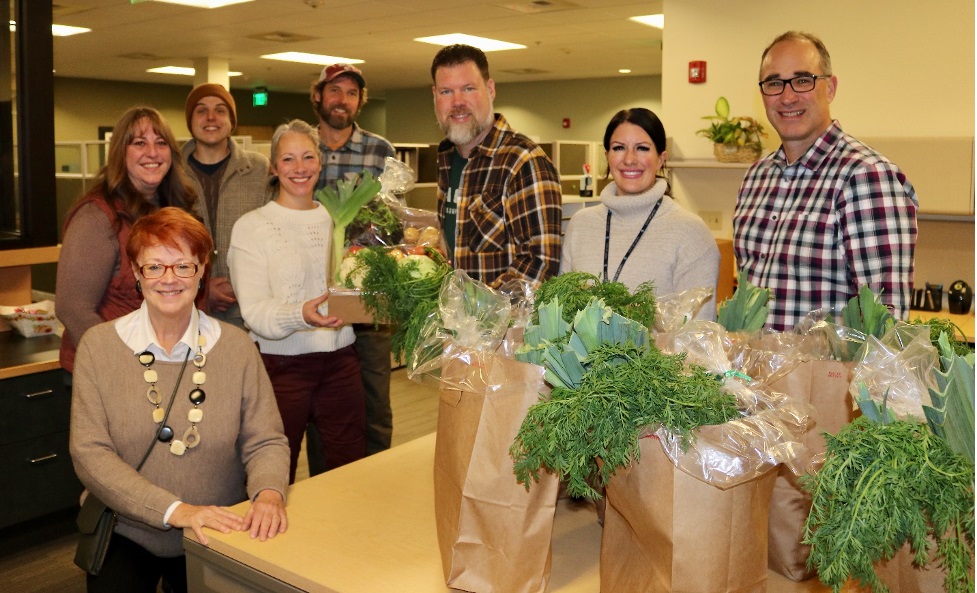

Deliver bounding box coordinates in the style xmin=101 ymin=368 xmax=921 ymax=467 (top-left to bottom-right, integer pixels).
xmin=560 ymin=178 xmax=719 ymax=321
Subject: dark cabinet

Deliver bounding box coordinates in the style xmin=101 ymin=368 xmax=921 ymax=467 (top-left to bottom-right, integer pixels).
xmin=0 ymin=369 xmax=81 ymax=528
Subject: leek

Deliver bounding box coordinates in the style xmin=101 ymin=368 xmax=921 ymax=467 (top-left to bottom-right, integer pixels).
xmin=315 ymin=172 xmax=382 ymax=283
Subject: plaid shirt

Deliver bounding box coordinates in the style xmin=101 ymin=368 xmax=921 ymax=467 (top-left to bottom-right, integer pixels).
xmin=437 ymin=114 xmax=562 ymax=288
xmin=734 ymin=121 xmax=918 ymax=331
xmin=315 ymin=123 xmax=395 ymax=192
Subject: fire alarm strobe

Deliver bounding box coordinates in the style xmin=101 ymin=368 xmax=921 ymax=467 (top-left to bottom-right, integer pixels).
xmin=688 ymin=61 xmax=706 ymax=84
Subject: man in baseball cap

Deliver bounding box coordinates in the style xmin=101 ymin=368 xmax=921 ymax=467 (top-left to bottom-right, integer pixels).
xmin=182 ymin=83 xmax=270 ymax=328
xmin=306 ymin=65 xmax=397 ymax=468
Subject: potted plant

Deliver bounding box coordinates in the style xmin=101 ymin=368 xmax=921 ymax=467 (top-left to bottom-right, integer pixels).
xmin=696 ymin=97 xmax=766 ymax=163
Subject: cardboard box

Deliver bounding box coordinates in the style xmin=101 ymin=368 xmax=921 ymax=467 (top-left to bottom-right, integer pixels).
xmin=326 ymin=290 xmax=374 ymax=325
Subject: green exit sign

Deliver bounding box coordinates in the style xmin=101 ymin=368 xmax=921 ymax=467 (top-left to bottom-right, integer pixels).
xmin=252 ymin=87 xmax=268 ymax=107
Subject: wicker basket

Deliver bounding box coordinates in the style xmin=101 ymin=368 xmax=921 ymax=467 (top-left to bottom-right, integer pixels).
xmin=714 ymin=143 xmax=760 ymax=163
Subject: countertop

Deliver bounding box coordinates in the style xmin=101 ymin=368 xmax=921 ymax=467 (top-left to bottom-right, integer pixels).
xmin=0 ymin=331 xmax=61 ymax=380
xmin=909 ymin=309 xmax=975 ymax=342
xmin=184 ymin=433 xmax=836 ymax=593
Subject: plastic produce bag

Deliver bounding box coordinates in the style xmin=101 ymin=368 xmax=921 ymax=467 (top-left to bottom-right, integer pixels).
xmin=654 ymin=320 xmax=815 ymax=487
xmin=849 ymin=322 xmax=939 ymax=420
xmin=653 ymin=286 xmax=713 ymax=332
xmin=407 ymin=270 xmax=513 ymax=387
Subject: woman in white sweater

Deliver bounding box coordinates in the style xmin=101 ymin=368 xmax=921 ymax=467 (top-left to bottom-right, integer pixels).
xmin=561 ymin=108 xmax=720 ymax=320
xmin=228 ymin=120 xmax=365 ymax=482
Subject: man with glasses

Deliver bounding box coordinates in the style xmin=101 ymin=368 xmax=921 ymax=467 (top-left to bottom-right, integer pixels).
xmin=733 ymin=31 xmax=918 ymax=330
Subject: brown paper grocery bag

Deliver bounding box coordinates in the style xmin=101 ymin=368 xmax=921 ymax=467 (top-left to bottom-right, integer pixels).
xmin=869 ymin=542 xmax=952 ymax=593
xmin=601 ymin=436 xmax=777 ymax=593
xmin=767 ymin=360 xmax=855 ymax=581
xmin=433 ymin=345 xmax=559 ymax=593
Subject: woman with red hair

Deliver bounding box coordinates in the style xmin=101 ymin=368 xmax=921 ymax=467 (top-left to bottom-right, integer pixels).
xmin=69 ymin=207 xmax=290 ymax=593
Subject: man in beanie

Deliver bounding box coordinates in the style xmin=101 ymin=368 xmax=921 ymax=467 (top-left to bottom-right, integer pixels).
xmin=309 ymin=64 xmax=396 ymax=465
xmin=182 ymin=83 xmax=270 ymax=328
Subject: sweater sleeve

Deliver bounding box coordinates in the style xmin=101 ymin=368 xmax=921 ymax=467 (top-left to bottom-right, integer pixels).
xmin=227 ymin=213 xmax=311 ymax=340
xmin=671 ymin=216 xmax=721 ymax=321
xmin=56 ymin=203 xmax=121 ymax=347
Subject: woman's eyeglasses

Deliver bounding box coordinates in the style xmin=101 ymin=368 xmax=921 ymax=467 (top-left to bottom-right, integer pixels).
xmin=138 ymin=262 xmax=198 ymax=279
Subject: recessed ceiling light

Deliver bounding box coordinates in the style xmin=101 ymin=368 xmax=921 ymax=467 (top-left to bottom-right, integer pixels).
xmin=52 ymin=24 xmax=91 ymax=37
xmin=630 ymin=14 xmax=664 ymax=29
xmin=137 ymin=0 xmax=255 ymax=8
xmin=260 ymin=52 xmax=363 ymax=66
xmin=619 ymin=69 xmax=632 ymax=74
xmin=414 ymin=34 xmax=525 ymax=52
xmin=9 ymin=21 xmax=92 ymax=36
xmin=147 ymin=66 xmax=242 ymax=76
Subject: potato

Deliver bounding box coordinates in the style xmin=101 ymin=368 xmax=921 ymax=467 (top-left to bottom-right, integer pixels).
xmin=403 ymin=226 xmax=420 ymax=244
xmin=418 ymin=226 xmax=440 ymax=246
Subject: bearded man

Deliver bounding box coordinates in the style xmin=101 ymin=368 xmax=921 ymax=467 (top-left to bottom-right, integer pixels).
xmin=308 ymin=64 xmax=397 ymax=462
xmin=430 ymin=44 xmax=562 ymax=287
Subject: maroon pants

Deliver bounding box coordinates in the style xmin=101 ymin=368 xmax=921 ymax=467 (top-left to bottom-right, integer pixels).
xmin=260 ymin=345 xmax=366 ymax=483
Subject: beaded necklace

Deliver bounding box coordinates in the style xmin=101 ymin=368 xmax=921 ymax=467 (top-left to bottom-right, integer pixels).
xmin=137 ymin=333 xmax=207 ymax=456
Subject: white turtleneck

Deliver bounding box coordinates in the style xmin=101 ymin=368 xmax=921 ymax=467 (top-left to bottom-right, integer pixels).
xmin=560 ymin=178 xmax=720 ymax=321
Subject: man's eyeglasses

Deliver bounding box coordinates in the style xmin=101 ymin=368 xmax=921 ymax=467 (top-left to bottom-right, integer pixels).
xmin=758 ymin=75 xmax=831 ymax=96
xmin=138 ymin=262 xmax=199 ymax=279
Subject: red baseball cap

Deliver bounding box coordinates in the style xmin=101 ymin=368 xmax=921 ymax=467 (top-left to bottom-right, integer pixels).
xmin=317 ymin=64 xmax=365 ymax=88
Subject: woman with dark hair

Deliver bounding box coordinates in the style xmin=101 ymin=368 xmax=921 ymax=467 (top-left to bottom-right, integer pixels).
xmin=561 ymin=107 xmax=720 ymax=320
xmin=70 ymin=207 xmax=289 ymax=593
xmin=228 ymin=119 xmax=366 ymax=483
xmin=57 ymin=106 xmax=199 ymax=375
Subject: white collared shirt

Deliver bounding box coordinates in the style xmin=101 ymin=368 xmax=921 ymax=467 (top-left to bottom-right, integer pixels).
xmin=115 ymin=301 xmax=221 ymax=360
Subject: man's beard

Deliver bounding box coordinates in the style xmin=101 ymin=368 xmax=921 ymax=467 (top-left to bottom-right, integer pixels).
xmin=440 ymin=110 xmax=490 ymax=147
xmin=318 ymin=101 xmax=356 ymax=130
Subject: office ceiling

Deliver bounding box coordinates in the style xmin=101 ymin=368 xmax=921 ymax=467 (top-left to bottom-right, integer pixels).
xmin=50 ymin=0 xmax=664 ymax=95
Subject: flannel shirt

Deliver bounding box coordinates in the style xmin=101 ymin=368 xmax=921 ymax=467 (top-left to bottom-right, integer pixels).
xmin=315 ymin=123 xmax=395 ymax=193
xmin=437 ymin=114 xmax=562 ymax=288
xmin=733 ymin=121 xmax=918 ymax=331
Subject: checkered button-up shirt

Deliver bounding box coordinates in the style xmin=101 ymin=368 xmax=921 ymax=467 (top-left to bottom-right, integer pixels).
xmin=437 ymin=114 xmax=562 ymax=288
xmin=315 ymin=123 xmax=395 ymax=192
xmin=733 ymin=121 xmax=918 ymax=331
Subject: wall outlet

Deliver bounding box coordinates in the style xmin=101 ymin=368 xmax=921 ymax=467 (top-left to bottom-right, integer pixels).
xmin=700 ymin=210 xmax=723 ymax=230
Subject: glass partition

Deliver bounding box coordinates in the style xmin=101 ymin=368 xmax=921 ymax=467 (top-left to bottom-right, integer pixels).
xmin=0 ymin=0 xmax=54 ymax=249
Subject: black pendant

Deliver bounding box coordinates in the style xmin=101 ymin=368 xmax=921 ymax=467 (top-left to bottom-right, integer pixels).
xmin=189 ymin=388 xmax=206 ymax=405
xmin=137 ymin=351 xmax=155 ymax=366
xmin=158 ymin=425 xmax=174 ymax=442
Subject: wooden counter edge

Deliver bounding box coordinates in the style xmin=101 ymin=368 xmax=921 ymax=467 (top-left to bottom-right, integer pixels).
xmin=0 ymin=245 xmax=60 ymax=267
xmin=0 ymin=359 xmax=61 ymax=380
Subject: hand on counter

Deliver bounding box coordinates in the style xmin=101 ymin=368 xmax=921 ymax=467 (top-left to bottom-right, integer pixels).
xmin=245 ymin=489 xmax=288 ymax=541
xmin=170 ymin=502 xmax=248 ymax=546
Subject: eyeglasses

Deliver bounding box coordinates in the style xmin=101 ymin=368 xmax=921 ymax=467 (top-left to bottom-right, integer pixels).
xmin=758 ymin=75 xmax=831 ymax=96
xmin=138 ymin=262 xmax=199 ymax=279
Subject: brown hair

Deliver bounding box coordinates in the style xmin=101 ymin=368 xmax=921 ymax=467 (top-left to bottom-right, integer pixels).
xmin=84 ymin=105 xmax=198 ymax=226
xmin=430 ymin=44 xmax=490 ymax=83
xmin=126 ymin=206 xmax=213 ymax=268
xmin=760 ymin=31 xmax=833 ymax=77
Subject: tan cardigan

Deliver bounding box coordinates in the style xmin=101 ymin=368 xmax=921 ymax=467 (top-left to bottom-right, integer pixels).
xmin=69 ymin=319 xmax=290 ymax=557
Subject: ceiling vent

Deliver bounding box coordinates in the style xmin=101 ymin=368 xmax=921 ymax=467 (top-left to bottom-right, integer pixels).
xmin=247 ymin=31 xmax=317 ymax=43
xmin=497 ymin=0 xmax=580 ymax=14
xmin=499 ymin=68 xmax=549 ymax=75
xmin=118 ymin=52 xmax=170 ymax=61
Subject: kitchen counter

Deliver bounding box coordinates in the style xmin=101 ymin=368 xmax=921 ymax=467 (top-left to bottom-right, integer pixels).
xmin=0 ymin=331 xmax=61 ymax=380
xmin=184 ymin=433 xmax=835 ymax=593
xmin=910 ymin=310 xmax=975 ymax=342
